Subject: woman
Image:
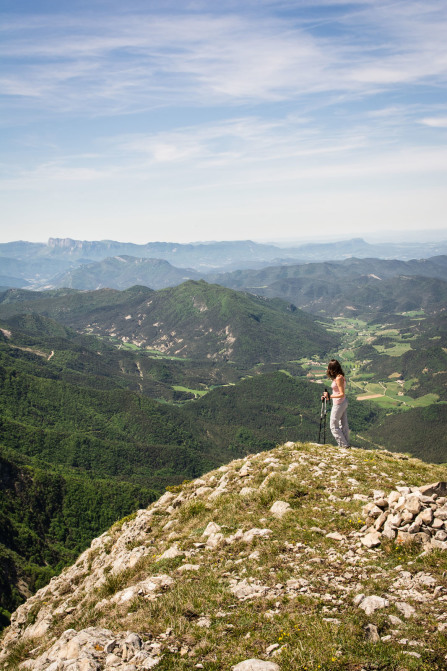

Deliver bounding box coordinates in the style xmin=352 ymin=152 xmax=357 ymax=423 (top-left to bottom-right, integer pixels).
xmin=323 ymin=359 xmax=350 ymax=448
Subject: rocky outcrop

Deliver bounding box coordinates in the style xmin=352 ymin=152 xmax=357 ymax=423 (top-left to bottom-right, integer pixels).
xmin=360 ymin=483 xmax=447 ymax=550
xmin=18 ymin=628 xmax=163 ymax=670
xmin=1 ymin=443 xmax=447 ymax=670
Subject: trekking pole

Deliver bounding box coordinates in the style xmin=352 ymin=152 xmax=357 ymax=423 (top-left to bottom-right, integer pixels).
xmin=318 ymin=396 xmax=324 ymax=444
xmin=323 ymin=395 xmax=327 ymax=444
xmin=323 ymin=387 xmax=331 ymax=444
xmin=318 ymin=388 xmax=330 ymax=444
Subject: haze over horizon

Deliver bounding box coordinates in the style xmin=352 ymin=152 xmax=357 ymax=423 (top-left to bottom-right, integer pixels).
xmin=1 ymin=0 xmax=447 ymax=245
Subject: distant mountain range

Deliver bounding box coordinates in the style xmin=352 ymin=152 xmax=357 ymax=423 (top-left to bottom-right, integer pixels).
xmin=22 ymin=253 xmax=447 ymax=319
xmin=211 ymin=257 xmax=447 ymax=317
xmin=1 ymin=236 xmax=447 ymax=290
xmin=50 ymin=256 xmax=202 ymax=291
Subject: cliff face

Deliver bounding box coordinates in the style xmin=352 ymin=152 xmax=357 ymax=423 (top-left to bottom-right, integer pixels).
xmin=1 ymin=442 xmax=447 ymax=670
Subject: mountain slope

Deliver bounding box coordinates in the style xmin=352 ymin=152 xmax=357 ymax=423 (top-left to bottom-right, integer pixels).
xmin=0 ymin=447 xmax=156 ymax=627
xmin=361 ymin=405 xmax=447 ymax=464
xmin=49 ymin=256 xmax=202 ymax=291
xmin=1 ymin=441 xmax=446 ymax=670
xmin=0 ymin=315 xmax=259 ymax=625
xmin=211 ymin=257 xmax=447 ymax=317
xmin=211 ymin=255 xmax=447 ymax=287
xmin=0 ymin=281 xmax=338 ymax=365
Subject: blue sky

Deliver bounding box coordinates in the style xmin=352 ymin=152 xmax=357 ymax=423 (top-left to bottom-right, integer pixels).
xmin=1 ymin=0 xmax=446 ymax=244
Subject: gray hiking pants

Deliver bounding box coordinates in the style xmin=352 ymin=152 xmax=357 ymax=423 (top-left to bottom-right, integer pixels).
xmin=330 ymin=398 xmax=349 ymax=447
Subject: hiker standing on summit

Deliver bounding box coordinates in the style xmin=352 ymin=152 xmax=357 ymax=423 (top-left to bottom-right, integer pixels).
xmin=323 ymin=359 xmax=350 ymax=448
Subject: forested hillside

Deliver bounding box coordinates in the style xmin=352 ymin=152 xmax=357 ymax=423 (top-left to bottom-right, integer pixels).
xmin=0 ymin=281 xmax=338 ymax=365
xmin=51 ymin=256 xmax=202 ymax=291
xmin=211 ymin=256 xmax=447 ymax=317
xmin=0 ymin=448 xmax=155 ymax=627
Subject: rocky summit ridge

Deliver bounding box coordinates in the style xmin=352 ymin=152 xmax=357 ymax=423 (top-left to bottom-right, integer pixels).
xmin=1 ymin=442 xmax=447 ymax=671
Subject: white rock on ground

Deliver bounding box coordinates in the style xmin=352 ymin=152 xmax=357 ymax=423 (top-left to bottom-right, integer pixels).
xmin=357 ymin=596 xmax=389 ymax=615
xmin=241 ymin=528 xmax=272 ymax=543
xmin=158 ymin=543 xmax=184 ymax=560
xmin=202 ymin=522 xmax=221 ymax=537
xmin=361 ymin=531 xmax=382 ymax=548
xmin=326 ymin=532 xmax=345 ymax=542
xmin=232 ymin=660 xmax=281 ymax=671
xmin=270 ymin=501 xmax=291 ymax=518
xmin=396 ymin=602 xmax=416 ymax=618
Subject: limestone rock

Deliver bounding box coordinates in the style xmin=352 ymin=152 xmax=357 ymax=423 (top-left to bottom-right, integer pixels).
xmin=419 ymin=482 xmax=447 ymax=497
xmin=230 ymin=579 xmax=269 ymax=600
xmin=270 ymin=501 xmax=291 ymax=518
xmin=326 ymin=532 xmax=345 ymax=542
xmin=177 ymin=563 xmax=200 ymax=573
xmin=432 ymin=517 xmax=445 ymax=528
xmin=241 ymin=528 xmax=272 ymax=543
xmin=203 ymin=522 xmax=221 ymax=537
xmin=358 ymin=483 xmax=447 ymax=550
xmin=368 ymin=504 xmax=384 ymax=519
xmin=382 ymin=525 xmax=396 ymax=540
xmin=232 ymin=660 xmax=280 ymax=671
xmin=374 ymin=511 xmax=389 ymax=531
xmin=389 ymin=614 xmax=404 ymax=626
xmin=434 ymin=505 xmax=447 ymax=520
xmin=416 ymin=508 xmax=434 ymax=525
xmin=364 ymin=623 xmax=380 ymax=643
xmin=141 ymin=658 xmax=162 ymax=669
xmin=286 ymin=578 xmax=308 ymax=590
xmin=156 ymin=491 xmax=175 ymax=507
xmin=112 ymin=575 xmax=174 ymax=604
xmin=206 ymin=532 xmax=225 ymax=549
xmin=373 ymin=489 xmax=386 ymax=501
xmin=197 ymin=616 xmax=212 ymax=628
xmin=405 ymin=495 xmax=422 ymax=515
xmin=361 ymin=531 xmax=381 ymax=548
xmin=194 ymin=486 xmax=212 ymax=497
xmin=358 ymin=596 xmax=389 ymax=615
xmin=124 ymin=632 xmax=142 ymax=650
xmin=158 ymin=543 xmax=184 ymax=560
xmin=395 ymin=602 xmax=416 ymax=618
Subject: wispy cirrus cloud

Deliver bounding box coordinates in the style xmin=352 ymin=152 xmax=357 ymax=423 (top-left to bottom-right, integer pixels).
xmin=1 ymin=0 xmax=446 ymax=242
xmin=419 ymin=117 xmax=447 ymax=127
xmin=1 ymin=1 xmax=446 ymax=118
xmin=3 ymin=111 xmax=446 ymax=195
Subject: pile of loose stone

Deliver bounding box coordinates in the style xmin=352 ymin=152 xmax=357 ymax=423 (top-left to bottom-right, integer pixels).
xmin=360 ymin=481 xmax=447 ymax=550
xmin=19 ymin=628 xmax=164 ymax=671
